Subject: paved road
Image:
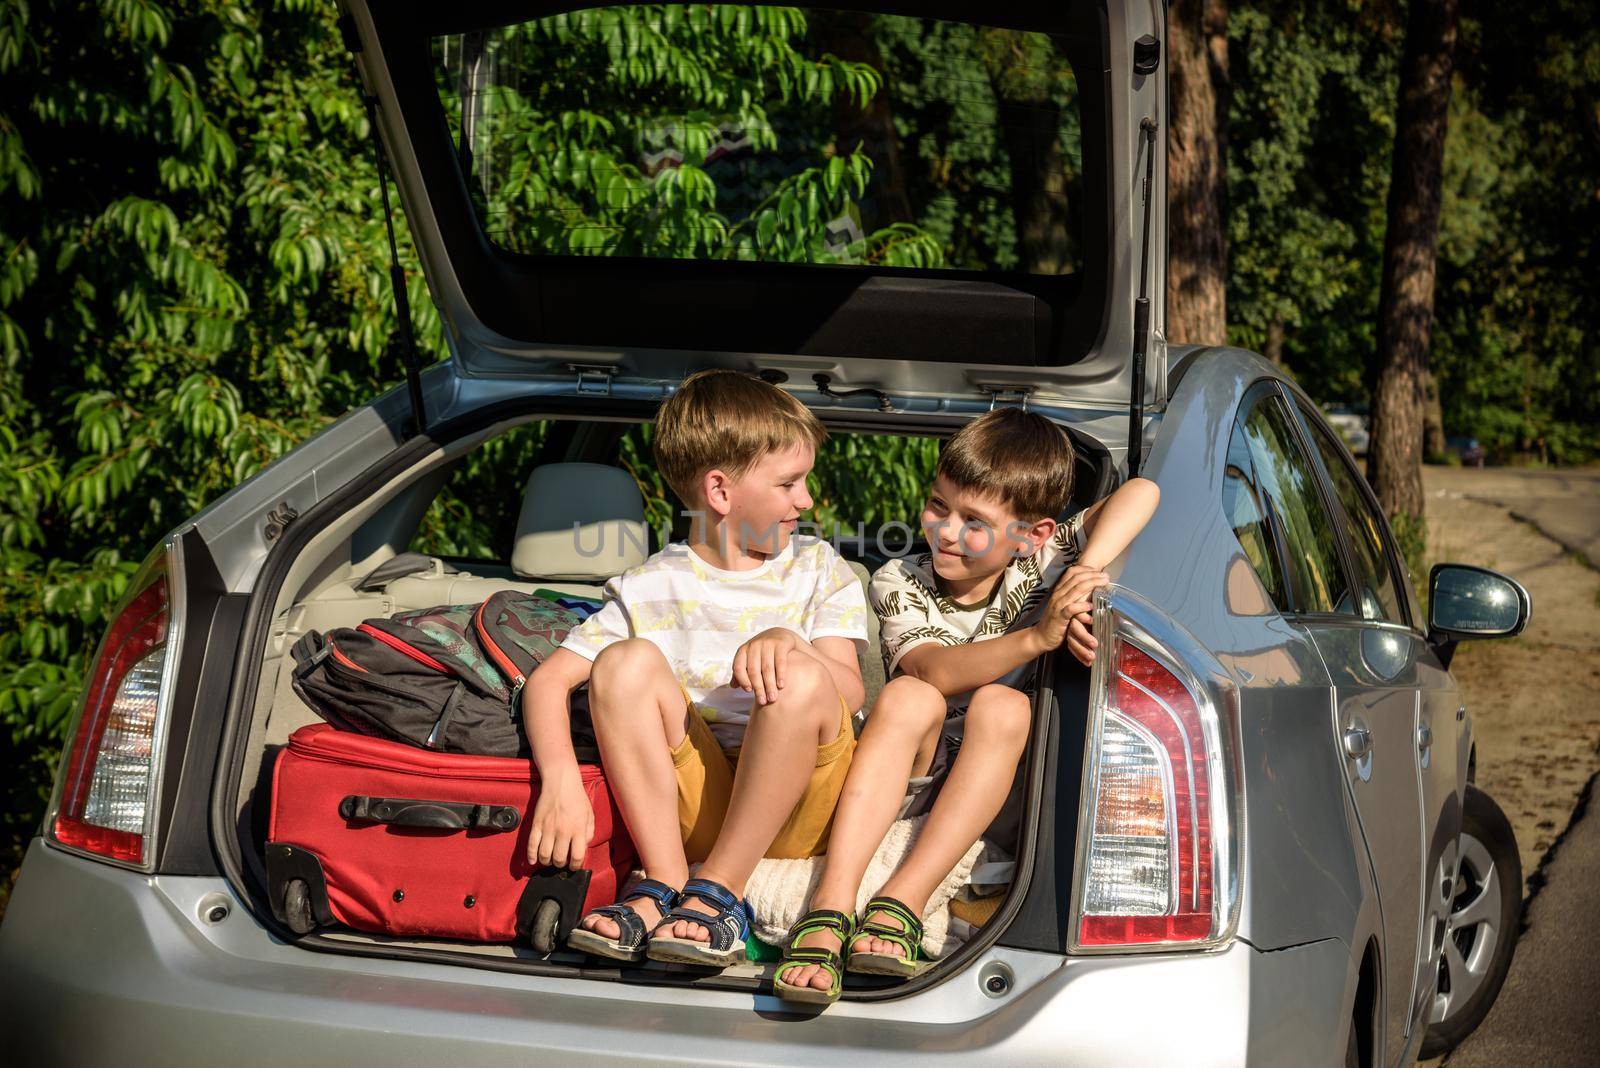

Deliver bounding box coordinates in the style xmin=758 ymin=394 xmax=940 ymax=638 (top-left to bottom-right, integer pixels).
xmin=1422 ymin=465 xmax=1600 ymax=1065
xmin=1426 ymin=466 xmax=1600 ymax=566
xmin=1447 ymin=779 xmax=1600 ymax=1066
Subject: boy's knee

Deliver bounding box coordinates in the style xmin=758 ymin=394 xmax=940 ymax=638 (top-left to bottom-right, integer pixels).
xmin=591 ymin=638 xmax=667 ymax=690
xmin=967 ymin=685 xmax=1032 ymax=744
xmin=776 ymin=652 xmax=833 ymax=698
xmin=752 ymin=653 xmax=836 ymax=728
xmin=874 ymin=675 xmax=945 ymax=730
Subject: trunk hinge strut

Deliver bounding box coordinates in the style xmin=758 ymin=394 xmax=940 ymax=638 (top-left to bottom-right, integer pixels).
xmin=1128 ymin=116 xmax=1158 ymax=479
xmin=362 ymin=95 xmax=428 ymax=439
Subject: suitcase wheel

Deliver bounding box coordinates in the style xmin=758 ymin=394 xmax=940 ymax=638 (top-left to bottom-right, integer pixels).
xmin=529 ymin=897 xmax=562 ymax=954
xmin=284 ymin=878 xmax=318 ymax=935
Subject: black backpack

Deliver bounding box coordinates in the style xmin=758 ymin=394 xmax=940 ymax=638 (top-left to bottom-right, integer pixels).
xmin=290 ymin=590 xmax=594 ymax=758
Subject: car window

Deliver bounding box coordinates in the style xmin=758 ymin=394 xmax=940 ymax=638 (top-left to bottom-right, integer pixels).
xmin=432 ymin=7 xmax=1087 ymax=276
xmin=1304 ymin=416 xmax=1408 ymax=624
xmin=1238 ymin=395 xmax=1355 ymax=615
xmin=1222 ymin=417 xmax=1289 ymax=609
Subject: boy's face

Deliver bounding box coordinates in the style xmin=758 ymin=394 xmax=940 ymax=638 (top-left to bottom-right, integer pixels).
xmin=920 ymin=474 xmax=1051 ymax=584
xmin=704 ymin=441 xmax=816 ymax=558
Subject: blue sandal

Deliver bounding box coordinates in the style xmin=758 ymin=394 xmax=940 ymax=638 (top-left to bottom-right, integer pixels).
xmin=566 ymin=878 xmax=679 ymax=963
xmin=645 ymin=877 xmax=753 ymax=968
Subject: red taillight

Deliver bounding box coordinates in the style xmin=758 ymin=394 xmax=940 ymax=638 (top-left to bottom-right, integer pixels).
xmin=51 ymin=565 xmax=171 ymax=867
xmin=1075 ymin=598 xmax=1241 ymax=951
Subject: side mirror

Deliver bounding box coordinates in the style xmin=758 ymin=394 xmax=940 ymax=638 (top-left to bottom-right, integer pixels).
xmin=1428 ymin=564 xmax=1531 ymax=644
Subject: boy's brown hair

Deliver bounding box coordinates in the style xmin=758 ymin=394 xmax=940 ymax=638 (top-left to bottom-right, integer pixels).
xmin=653 ymin=369 xmax=827 ymax=502
xmin=938 ymin=408 xmax=1076 ymax=521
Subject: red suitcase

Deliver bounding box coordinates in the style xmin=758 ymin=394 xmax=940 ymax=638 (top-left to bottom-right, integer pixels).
xmin=265 ymin=723 xmax=635 ymax=952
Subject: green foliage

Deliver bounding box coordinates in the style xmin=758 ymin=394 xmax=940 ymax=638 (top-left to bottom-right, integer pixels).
xmin=0 ymin=0 xmax=438 ymax=883
xmin=437 ymin=5 xmax=945 ymax=268
xmin=1224 ymin=0 xmax=1599 ymax=463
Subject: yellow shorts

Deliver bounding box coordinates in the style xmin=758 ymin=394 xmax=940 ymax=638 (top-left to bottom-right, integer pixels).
xmin=671 ymin=687 xmax=855 ymax=862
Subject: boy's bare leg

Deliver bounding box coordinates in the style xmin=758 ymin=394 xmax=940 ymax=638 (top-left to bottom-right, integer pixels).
xmin=783 ymin=675 xmax=946 ymax=990
xmin=660 ymin=651 xmax=841 ymax=942
xmin=855 ymin=683 xmax=1032 ymax=961
xmin=577 ymin=638 xmax=693 ymax=938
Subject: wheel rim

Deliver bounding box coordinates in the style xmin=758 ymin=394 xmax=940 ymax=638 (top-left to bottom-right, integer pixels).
xmin=1431 ymin=832 xmax=1503 ymax=1025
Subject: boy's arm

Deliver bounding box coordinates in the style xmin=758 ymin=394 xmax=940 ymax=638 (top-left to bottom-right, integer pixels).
xmin=1074 ymin=476 xmax=1161 ymax=568
xmin=522 ymin=647 xmax=596 ymax=869
xmin=897 ymin=626 xmax=1055 ymax=699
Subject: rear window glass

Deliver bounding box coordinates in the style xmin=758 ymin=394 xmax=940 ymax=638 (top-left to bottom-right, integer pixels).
xmin=434 ymin=5 xmax=1085 ymax=275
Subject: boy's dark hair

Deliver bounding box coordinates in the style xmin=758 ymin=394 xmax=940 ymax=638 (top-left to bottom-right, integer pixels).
xmin=938 ymin=408 xmax=1076 ymax=521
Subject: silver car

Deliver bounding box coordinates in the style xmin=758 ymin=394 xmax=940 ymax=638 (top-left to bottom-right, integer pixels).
xmin=0 ymin=2 xmax=1527 ymax=1064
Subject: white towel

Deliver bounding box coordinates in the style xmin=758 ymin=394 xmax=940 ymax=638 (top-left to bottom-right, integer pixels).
xmin=740 ymin=816 xmax=985 ymax=959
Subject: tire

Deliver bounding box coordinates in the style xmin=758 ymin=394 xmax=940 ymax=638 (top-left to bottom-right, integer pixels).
xmin=529 ymin=897 xmax=562 ymax=954
xmin=283 ymin=878 xmax=317 ymax=935
xmin=1420 ymin=784 xmax=1521 ymax=1058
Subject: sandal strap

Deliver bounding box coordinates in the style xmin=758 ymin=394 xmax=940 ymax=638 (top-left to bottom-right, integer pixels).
xmin=578 ymin=880 xmax=681 ymax=953
xmin=776 ymin=949 xmax=843 ymax=997
xmin=859 ymin=896 xmax=924 ymax=940
xmin=652 ymin=877 xmax=752 ymax=952
xmin=783 ymin=908 xmax=854 ymax=952
xmin=585 ymin=903 xmax=648 ymax=951
xmin=855 ymin=896 xmax=924 ymax=959
xmin=680 ymin=877 xmax=741 ymax=914
xmin=626 ymin=877 xmax=681 ymax=913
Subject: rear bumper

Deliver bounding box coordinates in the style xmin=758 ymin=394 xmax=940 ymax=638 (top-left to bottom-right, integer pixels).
xmin=0 ymin=841 xmax=1349 ymax=1066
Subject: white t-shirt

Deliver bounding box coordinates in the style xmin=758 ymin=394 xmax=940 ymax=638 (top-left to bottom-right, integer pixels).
xmin=869 ymin=510 xmax=1088 ymax=726
xmin=561 ymin=535 xmax=869 ymax=749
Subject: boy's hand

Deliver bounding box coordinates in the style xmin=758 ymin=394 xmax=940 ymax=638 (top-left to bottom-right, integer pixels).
xmin=732 ymin=627 xmax=802 ymax=705
xmin=527 ymin=763 xmax=594 ymax=870
xmin=1035 ymin=564 xmax=1110 ymax=665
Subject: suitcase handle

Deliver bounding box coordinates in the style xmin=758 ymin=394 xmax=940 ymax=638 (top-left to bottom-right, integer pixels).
xmin=339 ymin=794 xmax=521 ymax=832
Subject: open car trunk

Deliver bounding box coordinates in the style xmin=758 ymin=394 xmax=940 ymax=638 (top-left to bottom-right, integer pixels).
xmin=341 ymin=0 xmax=1168 ymax=415
xmin=217 ymin=402 xmax=1111 ymax=995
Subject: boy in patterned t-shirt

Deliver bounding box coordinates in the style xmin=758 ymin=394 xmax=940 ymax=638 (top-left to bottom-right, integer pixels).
xmin=520 ymin=370 xmax=869 ymax=969
xmin=775 ymin=408 xmax=1159 ymax=1002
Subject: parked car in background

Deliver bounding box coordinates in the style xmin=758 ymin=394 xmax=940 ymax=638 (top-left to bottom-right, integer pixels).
xmin=0 ymin=2 xmax=1529 ymax=1065
xmin=1447 ymin=436 xmax=1487 ymax=468
xmin=1325 ymin=402 xmax=1372 ymax=456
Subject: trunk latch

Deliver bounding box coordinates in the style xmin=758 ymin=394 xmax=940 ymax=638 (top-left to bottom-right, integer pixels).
xmin=978 ymin=386 xmax=1034 ymax=411
xmin=569 ymin=364 xmax=616 ymax=397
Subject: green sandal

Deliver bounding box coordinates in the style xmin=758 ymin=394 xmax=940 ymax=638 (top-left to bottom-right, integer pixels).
xmin=772 ymin=909 xmax=854 ymax=1005
xmin=847 ymin=896 xmax=930 ymax=978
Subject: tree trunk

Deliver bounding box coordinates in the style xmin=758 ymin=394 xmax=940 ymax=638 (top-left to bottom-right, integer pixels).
xmin=1368 ymin=0 xmax=1458 ymax=521
xmin=811 ymin=12 xmax=913 ymax=226
xmin=977 ymin=31 xmax=1076 ymax=273
xmin=1166 ymin=0 xmax=1230 ymax=346
xmin=1423 ymin=369 xmax=1446 ymax=458
xmin=1265 ymin=313 xmax=1286 ymax=365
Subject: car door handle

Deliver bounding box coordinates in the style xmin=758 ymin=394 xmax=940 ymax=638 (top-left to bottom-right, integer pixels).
xmin=1418 ymin=724 xmax=1433 ymax=752
xmin=1343 ymin=726 xmax=1373 ymax=759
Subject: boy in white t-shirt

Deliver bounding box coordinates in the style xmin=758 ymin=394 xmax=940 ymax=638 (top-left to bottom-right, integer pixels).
xmin=520 ymin=370 xmax=868 ymax=968
xmin=775 ymin=408 xmax=1159 ymax=1003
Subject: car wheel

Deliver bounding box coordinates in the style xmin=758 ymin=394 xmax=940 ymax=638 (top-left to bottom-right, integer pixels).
xmin=283 ymin=877 xmax=317 ymax=935
xmin=1420 ymin=785 xmax=1521 ymax=1058
xmin=529 ymin=897 xmax=562 ymax=954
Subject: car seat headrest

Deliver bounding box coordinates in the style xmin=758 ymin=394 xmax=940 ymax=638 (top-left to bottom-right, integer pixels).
xmin=511 ymin=463 xmax=650 ymax=581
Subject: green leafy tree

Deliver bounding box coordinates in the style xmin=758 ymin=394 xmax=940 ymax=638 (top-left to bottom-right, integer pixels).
xmin=438 ymin=5 xmax=943 ymax=267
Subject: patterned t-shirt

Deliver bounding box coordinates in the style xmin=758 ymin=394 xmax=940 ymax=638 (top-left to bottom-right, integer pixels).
xmin=561 ymin=535 xmax=869 ymax=749
xmin=869 ymin=510 xmax=1088 ymax=723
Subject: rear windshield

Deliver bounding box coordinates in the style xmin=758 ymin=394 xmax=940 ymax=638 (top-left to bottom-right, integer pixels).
xmin=434 ymin=5 xmax=1086 ymax=275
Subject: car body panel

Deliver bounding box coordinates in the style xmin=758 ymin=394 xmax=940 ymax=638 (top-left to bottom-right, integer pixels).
xmin=0 ymin=842 xmax=1350 ymax=1067
xmin=1126 ymin=346 xmax=1374 ymax=954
